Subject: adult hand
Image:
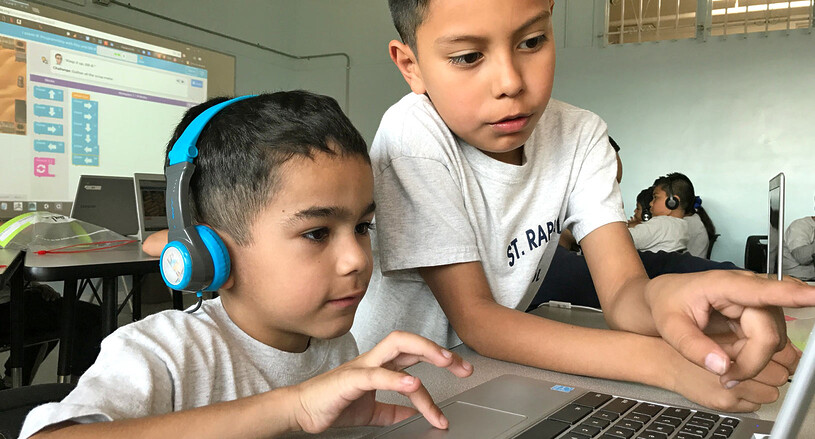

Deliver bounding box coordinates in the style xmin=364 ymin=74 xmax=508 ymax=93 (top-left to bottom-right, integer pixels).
xmin=645 ymin=270 xmax=814 ymax=388
xmin=292 ymin=331 xmax=473 ymax=433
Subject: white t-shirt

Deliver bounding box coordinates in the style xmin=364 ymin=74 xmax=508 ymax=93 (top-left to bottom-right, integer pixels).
xmin=629 ymin=215 xmax=689 ymax=253
xmin=684 ymin=213 xmax=709 ymax=258
xmin=351 ymin=93 xmax=626 ymax=351
xmin=20 ymin=297 xmax=359 ymax=439
xmin=782 ymin=216 xmax=815 ymax=280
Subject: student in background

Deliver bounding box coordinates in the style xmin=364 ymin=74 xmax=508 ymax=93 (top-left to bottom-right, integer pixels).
xmin=782 ymin=197 xmax=815 ymax=280
xmin=536 ymin=183 xmax=738 ymax=310
xmin=628 ymin=187 xmax=654 ymax=227
xmin=667 ymin=172 xmax=717 ymax=258
xmin=20 ymin=92 xmax=471 ymax=439
xmin=354 ymin=0 xmax=813 ymax=412
xmin=628 ymin=175 xmax=690 ymax=253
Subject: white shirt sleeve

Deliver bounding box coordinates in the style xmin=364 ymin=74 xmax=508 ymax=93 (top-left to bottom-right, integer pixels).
xmin=19 ymin=332 xmax=173 ymax=438
xmin=372 ymin=109 xmax=481 ymax=275
xmin=562 ymin=122 xmax=626 ymax=242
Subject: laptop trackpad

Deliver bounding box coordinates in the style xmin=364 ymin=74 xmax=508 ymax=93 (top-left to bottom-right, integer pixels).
xmin=373 ymin=401 xmax=526 ymax=438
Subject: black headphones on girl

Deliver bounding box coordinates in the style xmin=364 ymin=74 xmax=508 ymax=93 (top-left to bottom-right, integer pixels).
xmin=160 ymin=95 xmax=256 ymax=294
xmin=663 ymin=177 xmax=681 ymax=211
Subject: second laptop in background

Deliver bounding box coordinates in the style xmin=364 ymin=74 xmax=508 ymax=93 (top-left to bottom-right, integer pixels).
xmin=133 ymin=173 xmax=167 ymax=243
xmin=70 ymin=175 xmax=139 ymax=237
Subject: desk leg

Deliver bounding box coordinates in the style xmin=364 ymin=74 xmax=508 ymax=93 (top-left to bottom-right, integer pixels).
xmin=57 ymin=279 xmax=77 ymax=384
xmin=9 ymin=262 xmax=24 ymax=388
xmin=103 ymin=277 xmax=117 ymax=335
xmin=132 ymin=275 xmax=142 ymax=321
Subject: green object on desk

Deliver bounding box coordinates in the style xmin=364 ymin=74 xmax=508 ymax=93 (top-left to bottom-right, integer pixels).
xmin=0 ymin=212 xmax=38 ymax=247
xmin=0 ymin=211 xmax=95 ymax=251
xmin=788 ymin=317 xmax=815 ymax=351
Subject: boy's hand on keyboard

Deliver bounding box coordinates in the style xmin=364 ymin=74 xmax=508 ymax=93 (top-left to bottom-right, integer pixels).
xmin=645 ymin=270 xmax=814 ymax=389
xmin=291 ymin=330 xmax=473 ymax=433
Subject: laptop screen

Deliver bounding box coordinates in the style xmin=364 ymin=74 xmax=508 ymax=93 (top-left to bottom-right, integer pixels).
xmin=767 ymin=173 xmax=785 ymax=280
xmin=134 ymin=174 xmax=167 ymax=236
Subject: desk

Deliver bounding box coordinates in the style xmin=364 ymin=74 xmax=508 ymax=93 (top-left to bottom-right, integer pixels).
xmin=364 ymin=306 xmax=814 ymax=436
xmin=14 ymin=242 xmax=158 ymax=384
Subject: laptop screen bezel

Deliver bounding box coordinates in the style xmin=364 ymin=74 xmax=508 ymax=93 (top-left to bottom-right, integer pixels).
xmin=133 ymin=173 xmax=167 ymax=242
xmin=767 ymin=173 xmax=785 ymax=281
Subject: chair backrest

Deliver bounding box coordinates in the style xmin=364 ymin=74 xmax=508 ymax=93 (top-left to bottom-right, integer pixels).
xmin=705 ymin=233 xmax=720 ymax=260
xmin=0 ymin=383 xmax=75 ymax=439
xmin=744 ymin=235 xmax=768 ymax=273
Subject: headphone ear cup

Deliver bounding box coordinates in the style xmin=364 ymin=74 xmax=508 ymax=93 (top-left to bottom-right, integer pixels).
xmin=666 ymin=196 xmax=679 ymax=210
xmin=195 ymin=225 xmax=231 ymax=291
xmin=160 ymin=240 xmax=193 ymax=291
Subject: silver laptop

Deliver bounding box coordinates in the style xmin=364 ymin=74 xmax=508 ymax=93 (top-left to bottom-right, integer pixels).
xmin=767 ymin=174 xmax=785 ymax=281
xmin=369 ymin=173 xmax=814 ymax=439
xmin=133 ymin=173 xmax=167 ymax=242
xmin=70 ymin=175 xmax=138 ymax=237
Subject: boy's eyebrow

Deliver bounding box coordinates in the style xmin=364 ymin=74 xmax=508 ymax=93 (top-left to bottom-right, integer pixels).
xmin=435 ymin=11 xmax=551 ymax=47
xmin=287 ymin=201 xmax=376 ymax=224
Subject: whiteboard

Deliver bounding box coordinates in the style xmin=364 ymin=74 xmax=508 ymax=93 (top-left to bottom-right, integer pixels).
xmin=0 ymin=2 xmax=235 ymax=219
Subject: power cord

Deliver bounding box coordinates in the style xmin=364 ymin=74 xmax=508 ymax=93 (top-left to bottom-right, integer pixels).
xmin=536 ymin=300 xmax=603 ymax=313
xmin=186 ymin=291 xmax=204 ymax=314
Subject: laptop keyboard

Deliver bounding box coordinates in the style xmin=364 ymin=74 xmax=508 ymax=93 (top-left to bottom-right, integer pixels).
xmin=515 ymin=391 xmax=741 ymax=439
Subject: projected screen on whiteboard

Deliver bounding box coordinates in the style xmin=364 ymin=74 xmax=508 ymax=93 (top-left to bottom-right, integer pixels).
xmin=0 ymin=0 xmax=235 ymax=219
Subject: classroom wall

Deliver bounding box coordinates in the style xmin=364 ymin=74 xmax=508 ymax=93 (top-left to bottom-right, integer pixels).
xmin=41 ymin=0 xmax=815 ymax=266
xmin=280 ymin=0 xmax=815 ymax=266
xmin=553 ymin=1 xmax=815 ymax=265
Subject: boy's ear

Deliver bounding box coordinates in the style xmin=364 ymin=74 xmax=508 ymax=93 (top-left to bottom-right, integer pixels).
xmin=220 ymin=272 xmax=235 ymax=290
xmin=389 ymin=40 xmax=427 ymax=95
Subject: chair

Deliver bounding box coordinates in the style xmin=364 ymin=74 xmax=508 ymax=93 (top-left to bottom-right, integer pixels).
xmin=744 ymin=235 xmax=768 ymax=273
xmin=0 ymin=383 xmax=75 ymax=439
xmin=706 ymin=233 xmax=721 ymax=259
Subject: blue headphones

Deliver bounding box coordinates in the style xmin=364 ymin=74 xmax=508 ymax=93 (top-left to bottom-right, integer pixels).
xmin=160 ymin=95 xmax=256 ymax=293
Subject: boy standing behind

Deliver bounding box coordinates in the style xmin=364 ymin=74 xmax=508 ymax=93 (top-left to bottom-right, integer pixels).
xmin=353 ymin=0 xmax=813 ymax=412
xmin=20 ymin=92 xmax=471 ymax=439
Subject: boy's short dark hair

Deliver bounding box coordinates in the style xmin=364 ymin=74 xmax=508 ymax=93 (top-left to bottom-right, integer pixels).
xmin=653 ymin=172 xmax=695 ymax=215
xmin=636 ymin=187 xmax=654 ymax=209
xmin=388 ymin=0 xmax=431 ymax=51
xmin=165 ymin=90 xmax=369 ymax=246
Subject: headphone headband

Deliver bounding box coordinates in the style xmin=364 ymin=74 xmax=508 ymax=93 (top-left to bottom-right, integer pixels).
xmin=663 ymin=175 xmax=680 ymax=211
xmin=161 ymin=95 xmax=256 ymax=293
xmin=168 ymin=95 xmax=256 ymax=166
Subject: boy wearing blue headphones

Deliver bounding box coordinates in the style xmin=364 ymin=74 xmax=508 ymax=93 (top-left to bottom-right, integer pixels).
xmin=20 ymin=91 xmax=471 ymax=439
